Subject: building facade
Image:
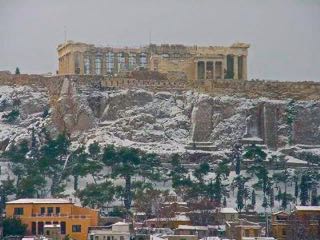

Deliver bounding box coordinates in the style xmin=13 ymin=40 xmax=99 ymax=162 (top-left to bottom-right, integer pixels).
xmin=5 ymin=198 xmax=99 ymax=240
xmin=271 ymin=206 xmax=320 ymax=240
xmin=57 ymin=41 xmax=249 ymax=81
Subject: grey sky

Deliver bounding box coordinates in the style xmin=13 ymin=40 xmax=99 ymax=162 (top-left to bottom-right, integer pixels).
xmin=0 ymin=0 xmax=319 ymax=81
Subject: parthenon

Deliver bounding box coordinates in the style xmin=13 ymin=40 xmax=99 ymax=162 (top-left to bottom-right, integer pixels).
xmin=57 ymin=41 xmax=250 ymax=81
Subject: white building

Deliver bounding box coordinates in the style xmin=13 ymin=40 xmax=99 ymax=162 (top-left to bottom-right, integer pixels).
xmin=88 ymin=222 xmax=130 ymax=240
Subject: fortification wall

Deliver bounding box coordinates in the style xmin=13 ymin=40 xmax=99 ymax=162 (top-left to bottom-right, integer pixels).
xmin=0 ymin=72 xmax=319 ymax=100
xmin=196 ymin=79 xmax=320 ymax=100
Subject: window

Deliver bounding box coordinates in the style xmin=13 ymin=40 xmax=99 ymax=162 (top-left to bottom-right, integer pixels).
xmin=72 ymin=225 xmax=82 ymax=232
xmin=47 ymin=207 xmax=53 ymax=215
xmin=84 ymin=57 xmax=90 ymax=74
xmin=61 ymin=222 xmax=66 ymax=235
xmin=140 ymin=53 xmax=147 ymax=68
xmin=120 ymin=236 xmax=124 ymax=240
xmin=41 ymin=207 xmax=45 ymax=215
xmin=107 ymin=236 xmax=111 ymax=240
xmin=282 ymin=228 xmax=286 ymax=236
xmin=95 ymin=58 xmax=102 ymax=75
xmin=95 ymin=236 xmax=99 ymax=240
xmin=244 ymin=229 xmax=250 ymax=237
xmin=117 ymin=52 xmax=125 ymax=72
xmin=14 ymin=208 xmax=24 ymax=215
xmin=56 ymin=207 xmax=60 ymax=214
xmin=128 ymin=53 xmax=136 ymax=70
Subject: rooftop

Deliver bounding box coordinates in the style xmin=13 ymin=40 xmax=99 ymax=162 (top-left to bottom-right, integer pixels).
xmin=177 ymin=225 xmax=208 ymax=231
xmin=220 ymin=208 xmax=238 ymax=214
xmin=7 ymin=198 xmax=72 ymax=204
xmin=295 ymin=206 xmax=320 ymax=211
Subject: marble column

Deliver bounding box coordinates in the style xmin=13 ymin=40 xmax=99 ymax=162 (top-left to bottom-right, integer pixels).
xmin=222 ymin=56 xmax=227 ymax=79
xmin=195 ymin=61 xmax=198 ymax=81
xmin=242 ymin=55 xmax=247 ymax=80
xmin=204 ymin=61 xmax=207 ymax=80
xmin=212 ymin=61 xmax=215 ymax=80
xmin=233 ymin=55 xmax=239 ymax=80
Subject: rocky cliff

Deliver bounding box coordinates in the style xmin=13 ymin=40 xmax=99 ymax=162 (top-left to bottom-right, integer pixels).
xmin=0 ymin=78 xmax=320 ymax=162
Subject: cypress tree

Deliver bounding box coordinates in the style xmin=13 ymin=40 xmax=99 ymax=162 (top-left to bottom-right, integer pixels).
xmin=15 ymin=67 xmax=20 ymax=75
xmin=270 ymin=187 xmax=274 ymax=208
xmin=237 ymin=187 xmax=244 ymax=212
xmin=311 ymin=188 xmax=318 ymax=206
xmin=251 ymin=189 xmax=256 ymax=209
xmin=294 ymin=180 xmax=299 ymax=203
xmin=262 ymin=196 xmax=268 ymax=209
xmin=300 ymin=175 xmax=309 ymax=206
xmin=282 ymin=191 xmax=287 ymax=210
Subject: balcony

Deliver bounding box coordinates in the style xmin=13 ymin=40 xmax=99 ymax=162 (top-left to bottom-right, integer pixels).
xmin=29 ymin=213 xmax=92 ymax=219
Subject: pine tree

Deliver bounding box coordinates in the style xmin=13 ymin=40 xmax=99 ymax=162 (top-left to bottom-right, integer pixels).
xmin=102 ymin=145 xmax=161 ymax=212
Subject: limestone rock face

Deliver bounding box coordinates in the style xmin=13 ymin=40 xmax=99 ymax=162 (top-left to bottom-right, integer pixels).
xmin=52 ymin=78 xmax=96 ymax=133
xmin=1 ymin=82 xmax=320 ymax=158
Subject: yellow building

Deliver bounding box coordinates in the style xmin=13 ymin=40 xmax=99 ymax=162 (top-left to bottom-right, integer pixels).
xmin=5 ymin=198 xmax=99 ymax=240
xmin=225 ymin=219 xmax=262 ymax=240
xmin=144 ymin=215 xmax=192 ymax=229
xmin=57 ymin=41 xmax=249 ymax=82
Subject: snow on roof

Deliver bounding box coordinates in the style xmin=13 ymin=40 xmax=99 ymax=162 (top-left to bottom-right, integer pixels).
xmin=113 ymin=222 xmax=130 ymax=226
xmin=284 ymin=155 xmax=308 ymax=164
xmin=146 ymin=215 xmax=190 ymax=222
xmin=207 ymin=225 xmax=226 ymax=231
xmin=177 ymin=225 xmax=208 ymax=231
xmin=163 ymin=201 xmax=188 ymax=205
xmin=7 ymin=198 xmax=71 ymax=204
xmin=295 ymin=206 xmax=320 ymax=211
xmin=242 ymin=238 xmax=275 ymax=240
xmin=220 ymin=208 xmax=238 ymax=214
xmin=199 ymin=237 xmax=221 ymax=240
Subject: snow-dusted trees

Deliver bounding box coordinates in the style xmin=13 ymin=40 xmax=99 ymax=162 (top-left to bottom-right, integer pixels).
xmin=102 ymin=145 xmax=162 ymax=212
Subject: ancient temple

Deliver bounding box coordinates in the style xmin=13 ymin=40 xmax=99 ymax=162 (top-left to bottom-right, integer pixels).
xmin=57 ymin=41 xmax=249 ymax=81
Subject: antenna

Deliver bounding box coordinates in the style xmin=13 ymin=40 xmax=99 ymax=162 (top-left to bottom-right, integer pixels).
xmin=64 ymin=25 xmax=67 ymax=42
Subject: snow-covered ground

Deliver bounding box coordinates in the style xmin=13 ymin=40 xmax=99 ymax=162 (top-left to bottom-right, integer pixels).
xmin=1 ymin=84 xmax=320 ymax=213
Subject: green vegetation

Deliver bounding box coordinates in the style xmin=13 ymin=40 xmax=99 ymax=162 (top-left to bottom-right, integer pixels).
xmin=2 ymin=132 xmax=320 ymax=217
xmin=2 ymin=109 xmax=19 ymax=123
xmin=3 ymin=217 xmax=27 ymax=237
xmin=15 ymin=67 xmax=20 ymax=75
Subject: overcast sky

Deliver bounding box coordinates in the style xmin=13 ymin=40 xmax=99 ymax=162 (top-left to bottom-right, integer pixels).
xmin=0 ymin=0 xmax=319 ymax=81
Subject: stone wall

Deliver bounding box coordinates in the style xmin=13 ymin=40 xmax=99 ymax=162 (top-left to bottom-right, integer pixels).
xmin=0 ymin=72 xmax=320 ymax=100
xmin=196 ymin=79 xmax=320 ymax=100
